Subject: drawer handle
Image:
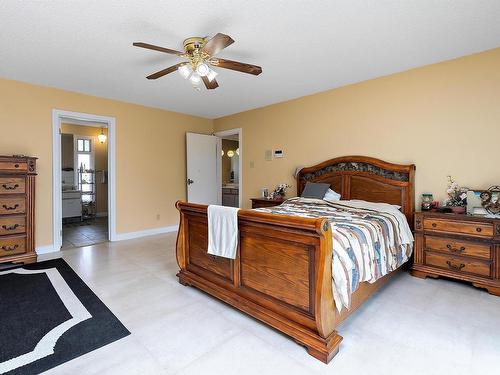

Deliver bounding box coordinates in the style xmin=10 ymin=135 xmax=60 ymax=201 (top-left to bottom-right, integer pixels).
xmin=446 ymin=260 xmax=465 ymax=271
xmin=2 ymin=204 xmax=19 ymax=211
xmin=446 ymin=244 xmax=465 ymax=254
xmin=1 ymin=183 xmax=19 ymax=190
xmin=415 ymin=218 xmax=422 ymax=229
xmin=1 ymin=244 xmax=19 ymax=251
xmin=14 ymin=164 xmax=19 ymax=168
xmin=1 ymin=224 xmax=20 ymax=231
xmin=476 ymin=227 xmax=482 ymax=233
xmin=432 ymin=223 xmax=437 ymax=228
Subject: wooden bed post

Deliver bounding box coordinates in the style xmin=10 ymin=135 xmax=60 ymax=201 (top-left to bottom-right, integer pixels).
xmin=307 ymin=218 xmax=343 ymax=362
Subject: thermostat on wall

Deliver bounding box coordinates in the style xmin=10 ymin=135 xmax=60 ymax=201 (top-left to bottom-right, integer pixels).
xmin=274 ymin=149 xmax=284 ymax=158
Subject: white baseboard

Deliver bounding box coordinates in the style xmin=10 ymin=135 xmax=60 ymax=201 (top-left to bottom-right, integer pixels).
xmin=113 ymin=225 xmax=178 ymax=241
xmin=35 ymin=225 xmax=177 ymax=253
xmin=36 ymin=244 xmax=59 ymax=254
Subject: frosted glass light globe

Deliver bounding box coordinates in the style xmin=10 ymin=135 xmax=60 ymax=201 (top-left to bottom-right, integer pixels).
xmin=196 ymin=63 xmax=210 ymax=77
xmin=207 ymin=69 xmax=218 ymax=82
xmin=178 ymin=64 xmax=191 ymax=79
xmin=190 ymin=72 xmax=201 ymax=84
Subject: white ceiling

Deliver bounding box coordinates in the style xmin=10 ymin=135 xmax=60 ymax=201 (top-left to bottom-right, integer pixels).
xmin=1 ymin=1 xmax=499 ymax=119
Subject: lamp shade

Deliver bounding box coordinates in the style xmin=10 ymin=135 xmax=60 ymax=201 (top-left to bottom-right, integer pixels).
xmin=196 ymin=63 xmax=210 ymax=77
xmin=178 ymin=64 xmax=192 ymax=79
xmin=189 ymin=72 xmax=201 ymax=84
xmin=207 ymin=69 xmax=218 ymax=82
xmin=98 ymin=128 xmax=107 ymax=144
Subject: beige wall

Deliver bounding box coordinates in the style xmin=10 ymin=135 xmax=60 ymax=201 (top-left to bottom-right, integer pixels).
xmin=2 ymin=47 xmax=498 ymax=247
xmin=0 ymin=78 xmax=212 ymax=248
xmin=214 ymin=48 xmax=500 ymax=209
xmin=61 ymin=123 xmax=108 ymax=214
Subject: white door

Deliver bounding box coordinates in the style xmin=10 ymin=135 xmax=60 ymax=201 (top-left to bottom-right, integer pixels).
xmin=186 ymin=133 xmax=220 ymax=205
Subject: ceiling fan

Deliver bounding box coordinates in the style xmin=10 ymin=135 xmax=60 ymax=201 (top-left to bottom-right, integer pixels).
xmin=133 ymin=33 xmax=262 ymax=90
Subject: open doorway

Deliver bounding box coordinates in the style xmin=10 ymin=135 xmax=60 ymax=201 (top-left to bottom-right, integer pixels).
xmin=220 ymin=136 xmax=239 ymax=207
xmin=185 ymin=128 xmax=242 ymax=207
xmin=60 ymin=123 xmax=108 ymax=249
xmin=52 ymin=109 xmax=116 ymax=251
xmin=215 ymin=129 xmax=242 ymax=208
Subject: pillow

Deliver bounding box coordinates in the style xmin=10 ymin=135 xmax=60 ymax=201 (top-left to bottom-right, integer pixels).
xmin=301 ymin=182 xmax=330 ymax=199
xmin=324 ymin=188 xmax=341 ymax=202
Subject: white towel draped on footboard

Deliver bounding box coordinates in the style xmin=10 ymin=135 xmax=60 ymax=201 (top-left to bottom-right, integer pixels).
xmin=207 ymin=205 xmax=240 ymax=259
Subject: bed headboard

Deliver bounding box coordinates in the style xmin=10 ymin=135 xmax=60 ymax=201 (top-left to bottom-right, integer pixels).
xmin=296 ymin=156 xmax=416 ymax=226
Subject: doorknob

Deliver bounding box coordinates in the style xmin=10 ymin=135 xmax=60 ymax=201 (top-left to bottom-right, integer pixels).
xmin=187 ymin=179 xmax=194 ymax=185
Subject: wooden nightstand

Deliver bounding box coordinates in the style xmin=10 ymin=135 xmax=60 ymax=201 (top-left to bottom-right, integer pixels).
xmin=250 ymin=197 xmax=285 ymax=209
xmin=410 ymin=211 xmax=500 ymax=296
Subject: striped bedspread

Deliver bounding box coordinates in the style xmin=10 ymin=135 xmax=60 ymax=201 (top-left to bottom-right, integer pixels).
xmin=255 ymin=198 xmax=413 ymax=311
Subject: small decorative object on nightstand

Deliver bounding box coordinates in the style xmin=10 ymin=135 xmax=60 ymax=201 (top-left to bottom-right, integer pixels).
xmin=272 ymin=183 xmax=291 ymax=199
xmin=421 ymin=193 xmax=433 ymax=211
xmin=251 ymin=197 xmax=285 ymax=209
xmin=480 ymin=186 xmax=500 ymax=215
xmin=444 ymin=176 xmax=468 ymax=214
xmin=411 ymin=211 xmax=500 ymax=296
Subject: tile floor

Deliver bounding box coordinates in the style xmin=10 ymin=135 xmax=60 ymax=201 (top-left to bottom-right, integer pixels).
xmin=62 ymin=217 xmax=108 ymax=249
xmin=39 ymin=232 xmax=500 ymax=375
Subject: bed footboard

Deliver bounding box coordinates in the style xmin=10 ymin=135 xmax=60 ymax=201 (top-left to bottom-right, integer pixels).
xmin=175 ymin=201 xmax=341 ymax=363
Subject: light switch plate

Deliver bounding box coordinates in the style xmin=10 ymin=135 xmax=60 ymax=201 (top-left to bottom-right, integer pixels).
xmin=265 ymin=150 xmax=273 ymax=161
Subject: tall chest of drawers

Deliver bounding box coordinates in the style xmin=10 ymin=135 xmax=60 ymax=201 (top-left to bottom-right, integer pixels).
xmin=410 ymin=211 xmax=500 ymax=296
xmin=0 ymin=155 xmax=37 ymax=264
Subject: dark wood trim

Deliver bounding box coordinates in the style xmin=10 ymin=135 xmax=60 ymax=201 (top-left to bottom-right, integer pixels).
xmin=250 ymin=197 xmax=285 ymax=209
xmin=296 ymin=155 xmax=415 ymax=227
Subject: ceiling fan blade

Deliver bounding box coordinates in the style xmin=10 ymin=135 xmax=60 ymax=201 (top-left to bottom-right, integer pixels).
xmin=133 ymin=42 xmax=183 ymax=55
xmin=146 ymin=63 xmax=184 ymax=80
xmin=212 ymin=58 xmax=262 ymax=75
xmin=202 ymin=76 xmax=219 ymax=90
xmin=201 ymin=33 xmax=234 ymax=56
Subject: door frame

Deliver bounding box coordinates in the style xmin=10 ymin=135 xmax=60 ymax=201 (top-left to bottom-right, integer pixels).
xmin=52 ymin=109 xmax=117 ymax=250
xmin=214 ymin=128 xmax=242 ymax=208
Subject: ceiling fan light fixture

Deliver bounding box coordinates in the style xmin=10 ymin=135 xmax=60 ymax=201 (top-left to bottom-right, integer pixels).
xmin=134 ymin=33 xmax=262 ymax=90
xmin=207 ymin=69 xmax=218 ymax=82
xmin=178 ymin=64 xmax=192 ymax=79
xmin=196 ymin=63 xmax=210 ymax=77
xmin=98 ymin=128 xmax=107 ymax=144
xmin=189 ymin=72 xmax=201 ymax=85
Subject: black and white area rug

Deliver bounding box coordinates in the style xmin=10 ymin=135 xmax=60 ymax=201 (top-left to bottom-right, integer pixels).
xmin=0 ymin=259 xmax=130 ymax=375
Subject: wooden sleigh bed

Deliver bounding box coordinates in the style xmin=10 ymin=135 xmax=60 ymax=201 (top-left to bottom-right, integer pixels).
xmin=175 ymin=156 xmax=415 ymax=363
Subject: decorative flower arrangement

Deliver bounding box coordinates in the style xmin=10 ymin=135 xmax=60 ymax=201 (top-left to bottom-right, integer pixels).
xmin=445 ymin=176 xmax=468 ymax=207
xmin=273 ymin=183 xmax=291 ymax=198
